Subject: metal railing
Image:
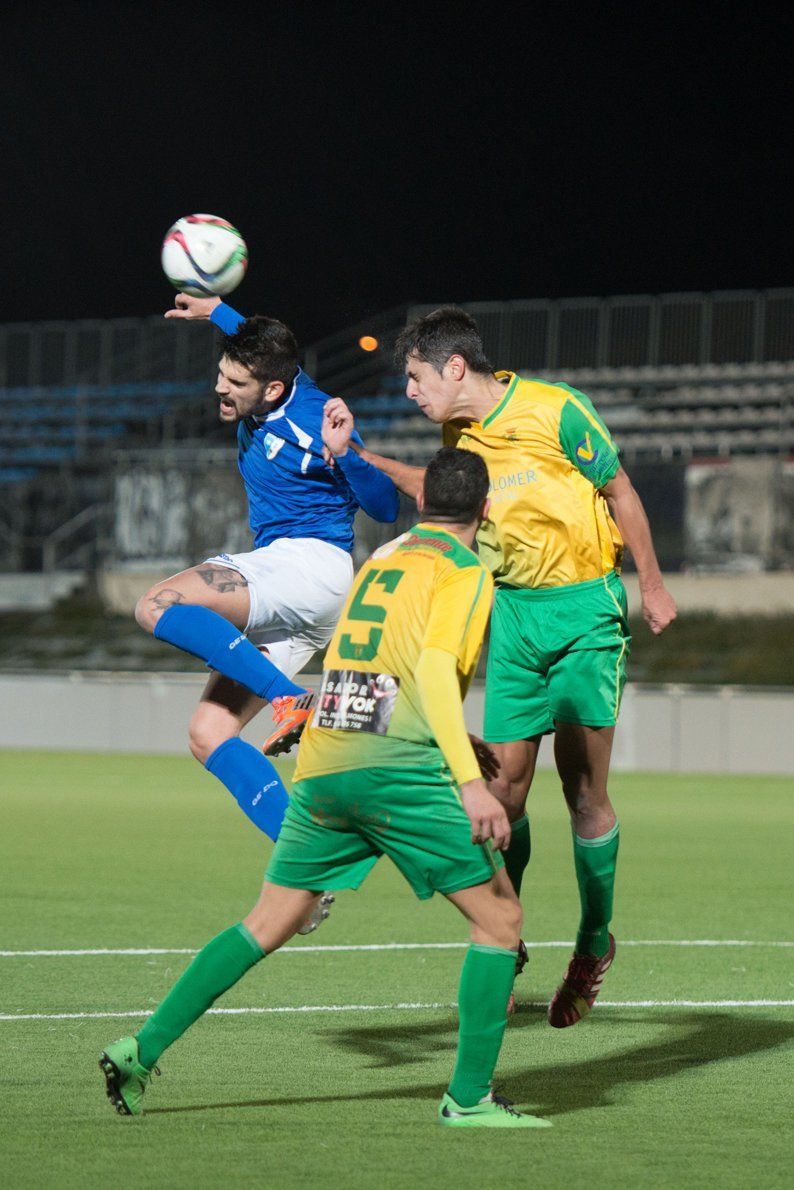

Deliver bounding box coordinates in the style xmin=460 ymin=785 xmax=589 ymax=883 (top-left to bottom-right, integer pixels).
xmin=0 ymin=319 xmax=219 ymax=389
xmin=41 ymin=503 xmax=112 ymax=572
xmin=300 ymin=289 xmax=794 ymax=399
xmin=303 ymin=304 xmax=408 ymax=396
xmin=2 ymin=289 xmax=791 ymax=398
xmin=407 ymin=289 xmax=794 ymax=373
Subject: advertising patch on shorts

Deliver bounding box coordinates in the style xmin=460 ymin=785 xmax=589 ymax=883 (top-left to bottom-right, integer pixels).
xmin=316 ymin=669 xmax=400 ymax=734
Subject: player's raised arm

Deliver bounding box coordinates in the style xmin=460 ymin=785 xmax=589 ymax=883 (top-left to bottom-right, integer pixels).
xmin=350 ymin=442 xmax=426 ymax=501
xmin=322 ymin=398 xmax=399 ymax=522
xmin=601 ymin=466 xmax=677 ymax=635
xmin=164 ymin=293 xmax=222 ymax=320
xmin=165 ymin=295 xmax=246 ymax=339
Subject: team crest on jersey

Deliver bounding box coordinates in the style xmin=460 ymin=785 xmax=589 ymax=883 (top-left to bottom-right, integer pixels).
xmin=576 ymin=432 xmax=599 ymax=466
xmin=263 ymin=431 xmax=285 ymax=460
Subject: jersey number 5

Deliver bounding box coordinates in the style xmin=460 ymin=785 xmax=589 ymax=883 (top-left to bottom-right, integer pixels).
xmin=338 ymin=568 xmax=405 ymax=662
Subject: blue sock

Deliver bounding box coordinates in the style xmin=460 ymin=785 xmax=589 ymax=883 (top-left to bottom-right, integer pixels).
xmin=153 ymin=605 xmax=303 ymax=701
xmin=205 ymin=738 xmax=289 ymax=840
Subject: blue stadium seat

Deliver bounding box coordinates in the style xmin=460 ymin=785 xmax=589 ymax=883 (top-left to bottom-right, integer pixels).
xmin=354 ymin=366 xmax=794 ymax=464
xmin=0 ymin=466 xmax=38 ymax=483
xmin=0 ymin=378 xmax=210 ymax=483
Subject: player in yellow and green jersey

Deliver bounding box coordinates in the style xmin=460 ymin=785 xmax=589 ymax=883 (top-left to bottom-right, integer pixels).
xmin=99 ymin=448 xmax=552 ymax=1130
xmin=353 ymin=306 xmax=677 ymax=1028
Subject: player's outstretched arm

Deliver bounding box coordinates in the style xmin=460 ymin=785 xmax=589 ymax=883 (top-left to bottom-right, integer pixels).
xmin=601 ymin=466 xmax=677 ymax=635
xmin=350 ymin=443 xmax=426 ymax=501
xmin=322 ymin=399 xmax=399 ymax=522
xmin=164 ymin=294 xmax=222 ymax=320
xmin=165 ymin=295 xmax=245 ymax=337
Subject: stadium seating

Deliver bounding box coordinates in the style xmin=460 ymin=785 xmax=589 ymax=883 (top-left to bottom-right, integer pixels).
xmin=2 ymin=359 xmax=790 ymax=483
xmin=0 ymin=380 xmax=208 ymax=484
xmin=350 ymin=362 xmax=794 ymax=462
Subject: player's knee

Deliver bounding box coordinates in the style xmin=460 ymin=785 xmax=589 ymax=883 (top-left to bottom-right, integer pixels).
xmin=134 ymin=590 xmax=159 ymax=634
xmin=482 ymin=909 xmax=522 ymax=952
xmin=502 ymin=895 xmax=523 ymax=946
xmin=135 ymin=583 xmax=188 ymax=633
xmin=188 ymin=714 xmax=236 ymax=765
xmin=476 ymin=890 xmax=523 ymax=951
xmin=560 ymin=773 xmax=607 ymax=817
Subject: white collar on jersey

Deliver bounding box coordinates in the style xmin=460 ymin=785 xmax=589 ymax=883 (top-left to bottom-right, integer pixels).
xmin=248 ymin=371 xmax=301 ymax=428
xmin=249 ymin=367 xmax=302 ymax=426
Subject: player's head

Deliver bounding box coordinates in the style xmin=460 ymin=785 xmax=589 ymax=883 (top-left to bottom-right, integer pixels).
xmin=395 ymin=306 xmax=493 ymax=422
xmin=418 ymin=447 xmax=490 ymax=526
xmin=216 ymin=316 xmax=299 ymax=422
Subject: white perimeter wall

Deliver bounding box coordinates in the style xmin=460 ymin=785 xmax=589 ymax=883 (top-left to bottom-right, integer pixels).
xmin=0 ymin=672 xmax=792 ymax=775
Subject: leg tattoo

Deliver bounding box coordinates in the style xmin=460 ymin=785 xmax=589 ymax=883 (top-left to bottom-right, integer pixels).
xmin=149 ymin=588 xmax=186 ymax=614
xmin=196 ymin=566 xmax=249 ymax=594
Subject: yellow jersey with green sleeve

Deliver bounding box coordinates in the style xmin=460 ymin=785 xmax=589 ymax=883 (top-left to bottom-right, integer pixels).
xmin=443 ymin=373 xmax=623 ymax=589
xmin=293 ymin=524 xmax=493 ymax=781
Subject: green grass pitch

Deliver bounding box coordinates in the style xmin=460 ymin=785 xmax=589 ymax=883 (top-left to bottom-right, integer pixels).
xmin=1 ymin=750 xmax=791 ymax=1189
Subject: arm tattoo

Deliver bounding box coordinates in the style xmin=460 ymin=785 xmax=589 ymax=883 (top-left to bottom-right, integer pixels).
xmin=150 ymin=588 xmax=186 ymax=612
xmin=195 ymin=565 xmax=249 ymax=593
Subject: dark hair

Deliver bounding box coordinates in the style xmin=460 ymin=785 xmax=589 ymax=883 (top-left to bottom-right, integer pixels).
xmin=221 ymin=315 xmax=299 ymax=388
xmin=423 ymin=447 xmax=489 ymax=523
xmin=395 ymin=305 xmax=493 ymax=375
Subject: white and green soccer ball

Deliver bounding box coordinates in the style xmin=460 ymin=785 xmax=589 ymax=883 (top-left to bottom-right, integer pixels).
xmin=161 ymin=214 xmax=248 ymax=296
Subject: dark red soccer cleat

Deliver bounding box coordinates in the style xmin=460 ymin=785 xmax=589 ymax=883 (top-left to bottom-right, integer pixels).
xmin=506 ymin=939 xmax=529 ymax=1016
xmin=547 ymin=933 xmax=616 ymax=1028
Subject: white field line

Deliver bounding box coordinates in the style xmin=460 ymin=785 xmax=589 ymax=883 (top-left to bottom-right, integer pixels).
xmin=2 ymin=999 xmax=794 ymax=1023
xmin=1 ymin=939 xmax=792 ymax=958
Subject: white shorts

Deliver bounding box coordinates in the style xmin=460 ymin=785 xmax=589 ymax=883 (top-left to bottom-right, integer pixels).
xmin=205 ymin=538 xmax=354 ymax=680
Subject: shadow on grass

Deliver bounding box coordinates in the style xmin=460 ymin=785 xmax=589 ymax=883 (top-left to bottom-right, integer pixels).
xmin=510 ymin=1008 xmax=794 ymax=1117
xmin=147 ymin=1006 xmax=794 ymax=1118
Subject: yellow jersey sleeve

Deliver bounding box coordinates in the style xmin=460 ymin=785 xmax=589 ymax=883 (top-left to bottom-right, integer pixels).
xmin=422 ymin=561 xmax=493 ymax=676
xmin=415 ymin=648 xmax=482 ymax=785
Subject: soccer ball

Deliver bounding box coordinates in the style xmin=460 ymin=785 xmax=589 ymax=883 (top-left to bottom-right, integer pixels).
xmin=161 ymin=214 xmax=248 ymax=297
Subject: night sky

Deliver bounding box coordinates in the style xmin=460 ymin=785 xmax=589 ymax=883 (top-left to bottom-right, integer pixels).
xmin=4 ymin=5 xmax=792 ymax=345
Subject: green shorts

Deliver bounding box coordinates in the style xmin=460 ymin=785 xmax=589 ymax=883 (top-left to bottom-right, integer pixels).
xmin=265 ymin=763 xmax=503 ymax=900
xmin=484 ymin=570 xmax=631 ymax=742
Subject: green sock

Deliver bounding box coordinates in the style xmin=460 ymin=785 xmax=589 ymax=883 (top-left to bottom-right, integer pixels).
xmin=503 ymin=814 xmax=531 ymax=895
xmin=137 ymin=923 xmax=265 ymax=1069
xmin=573 ymin=822 xmax=620 ymax=958
xmin=448 ymin=943 xmax=517 ymax=1108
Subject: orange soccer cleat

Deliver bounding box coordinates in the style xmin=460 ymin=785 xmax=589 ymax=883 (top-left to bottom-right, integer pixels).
xmin=262 ymin=691 xmax=316 ymax=757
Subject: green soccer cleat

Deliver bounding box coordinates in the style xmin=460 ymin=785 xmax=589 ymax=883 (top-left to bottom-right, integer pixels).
xmin=438 ymin=1091 xmax=552 ymax=1129
xmin=99 ymin=1036 xmax=158 ymax=1116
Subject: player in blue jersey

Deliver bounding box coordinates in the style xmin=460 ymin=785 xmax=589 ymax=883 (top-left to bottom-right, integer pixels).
xmin=134 ymin=293 xmax=399 ymax=870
